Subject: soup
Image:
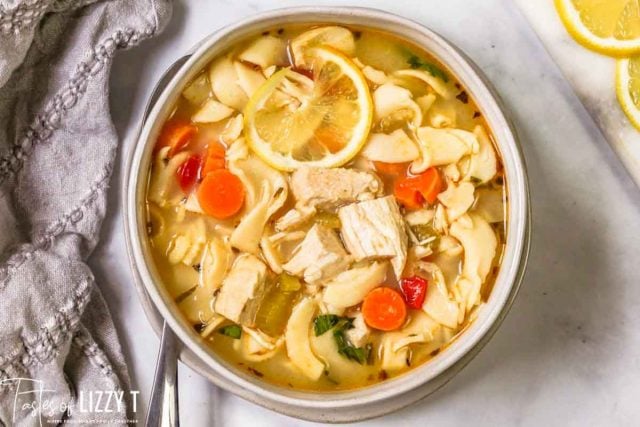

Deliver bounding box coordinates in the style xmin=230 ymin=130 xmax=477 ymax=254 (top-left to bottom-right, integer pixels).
xmin=145 ymin=24 xmax=507 ymax=391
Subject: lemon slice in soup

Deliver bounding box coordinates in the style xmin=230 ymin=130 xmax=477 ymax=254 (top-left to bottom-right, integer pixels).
xmin=244 ymin=47 xmax=373 ymax=171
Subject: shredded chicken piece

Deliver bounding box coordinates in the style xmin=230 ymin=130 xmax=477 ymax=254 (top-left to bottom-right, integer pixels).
xmin=290 ymin=167 xmax=382 ymax=209
xmin=214 ymin=254 xmax=268 ymax=326
xmin=338 ymin=196 xmax=408 ymax=278
xmin=283 ymin=224 xmax=351 ymax=283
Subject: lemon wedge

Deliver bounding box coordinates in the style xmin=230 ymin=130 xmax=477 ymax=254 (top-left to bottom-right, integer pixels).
xmin=616 ymin=56 xmax=640 ymax=130
xmin=555 ymin=0 xmax=640 ymax=56
xmin=244 ymin=47 xmax=373 ymax=171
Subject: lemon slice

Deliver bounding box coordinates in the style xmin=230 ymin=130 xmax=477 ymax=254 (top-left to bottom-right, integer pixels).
xmin=555 ymin=0 xmax=640 ymax=56
xmin=616 ymin=57 xmax=640 ymax=130
xmin=244 ymin=47 xmax=373 ymax=171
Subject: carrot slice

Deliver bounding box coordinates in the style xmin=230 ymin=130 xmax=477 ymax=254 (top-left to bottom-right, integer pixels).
xmin=197 ymin=169 xmax=245 ymax=219
xmin=374 ymin=161 xmax=409 ymax=176
xmin=362 ymin=287 xmax=407 ymax=331
xmin=394 ymin=178 xmax=424 ymax=210
xmin=413 ymin=167 xmax=443 ymax=204
xmin=201 ymin=142 xmax=226 ymax=176
xmin=393 ymin=167 xmax=443 ymax=208
xmin=155 ymin=119 xmax=197 ymax=157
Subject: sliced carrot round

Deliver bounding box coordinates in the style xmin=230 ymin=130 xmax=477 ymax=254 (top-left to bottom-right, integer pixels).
xmin=362 ymin=287 xmax=407 ymax=331
xmin=393 ymin=167 xmax=443 ymax=208
xmin=197 ymin=169 xmax=245 ymax=219
xmin=155 ymin=119 xmax=197 ymax=157
xmin=201 ymin=142 xmax=226 ymax=176
xmin=414 ymin=167 xmax=443 ymax=204
xmin=394 ymin=178 xmax=424 ymax=210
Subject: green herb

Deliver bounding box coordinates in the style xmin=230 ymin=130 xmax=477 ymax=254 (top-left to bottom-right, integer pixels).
xmin=407 ymin=54 xmax=449 ymax=82
xmin=314 ymin=314 xmax=340 ymax=336
xmin=333 ymin=327 xmax=371 ymax=365
xmin=217 ymin=324 xmax=242 ymax=339
xmin=314 ymin=315 xmax=370 ymax=364
xmin=332 ymin=318 xmax=371 ymax=365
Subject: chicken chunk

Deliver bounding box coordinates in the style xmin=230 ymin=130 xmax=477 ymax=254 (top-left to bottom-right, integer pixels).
xmin=283 ymin=224 xmax=351 ymax=283
xmin=214 ymin=254 xmax=268 ymax=326
xmin=338 ymin=196 xmax=408 ymax=278
xmin=290 ymin=167 xmax=382 ymax=210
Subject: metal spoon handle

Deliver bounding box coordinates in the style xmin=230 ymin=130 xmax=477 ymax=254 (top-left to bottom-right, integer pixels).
xmin=138 ymin=55 xmax=191 ymax=427
xmin=146 ymin=321 xmax=180 ymax=427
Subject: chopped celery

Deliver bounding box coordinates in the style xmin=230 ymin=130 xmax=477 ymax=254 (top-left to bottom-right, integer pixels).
xmin=254 ymin=273 xmax=301 ymax=336
xmin=315 ymin=211 xmax=341 ymax=229
xmin=411 ymin=223 xmax=440 ymax=247
xmin=279 ymin=273 xmax=301 ymax=292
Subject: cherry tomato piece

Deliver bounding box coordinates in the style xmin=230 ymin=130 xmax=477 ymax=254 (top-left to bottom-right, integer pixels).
xmin=400 ymin=276 xmax=428 ymax=309
xmin=176 ymin=154 xmax=202 ymax=192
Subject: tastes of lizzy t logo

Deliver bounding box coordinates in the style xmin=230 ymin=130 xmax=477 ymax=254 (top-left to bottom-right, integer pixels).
xmin=0 ymin=378 xmax=139 ymax=425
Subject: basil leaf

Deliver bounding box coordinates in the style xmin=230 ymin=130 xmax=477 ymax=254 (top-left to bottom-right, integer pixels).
xmin=407 ymin=54 xmax=449 ymax=83
xmin=332 ymin=321 xmax=371 ymax=365
xmin=315 ymin=315 xmax=369 ymax=364
xmin=217 ymin=324 xmax=242 ymax=339
xmin=313 ymin=314 xmax=340 ymax=336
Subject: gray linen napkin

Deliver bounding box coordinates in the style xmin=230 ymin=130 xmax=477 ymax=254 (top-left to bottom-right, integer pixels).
xmin=0 ymin=0 xmax=171 ymax=425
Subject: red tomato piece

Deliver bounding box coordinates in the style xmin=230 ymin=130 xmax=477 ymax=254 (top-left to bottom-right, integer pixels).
xmin=400 ymin=276 xmax=429 ymax=309
xmin=393 ymin=167 xmax=443 ymax=209
xmin=393 ymin=178 xmax=425 ymax=209
xmin=176 ymin=154 xmax=202 ymax=192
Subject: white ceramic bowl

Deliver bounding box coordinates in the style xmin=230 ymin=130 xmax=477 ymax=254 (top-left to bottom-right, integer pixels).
xmin=123 ymin=7 xmax=530 ymax=423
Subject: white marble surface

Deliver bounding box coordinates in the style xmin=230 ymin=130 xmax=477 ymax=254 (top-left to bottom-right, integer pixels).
xmin=91 ymin=0 xmax=640 ymax=425
xmin=516 ymin=0 xmax=640 ymax=187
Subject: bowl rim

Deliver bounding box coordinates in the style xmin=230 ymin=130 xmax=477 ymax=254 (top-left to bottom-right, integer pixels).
xmin=123 ymin=5 xmax=530 ymax=419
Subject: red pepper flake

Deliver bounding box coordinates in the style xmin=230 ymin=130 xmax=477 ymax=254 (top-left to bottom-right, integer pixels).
xmin=248 ymin=367 xmax=264 ymax=378
xmin=456 ymin=91 xmax=469 ymax=104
